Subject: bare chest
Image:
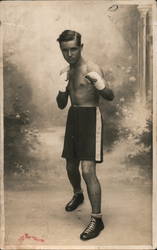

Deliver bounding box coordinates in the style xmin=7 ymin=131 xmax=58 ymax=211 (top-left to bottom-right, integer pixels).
xmin=68 ymin=66 xmax=89 ymax=90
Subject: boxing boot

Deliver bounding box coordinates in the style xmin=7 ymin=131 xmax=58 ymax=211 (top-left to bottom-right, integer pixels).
xmin=80 ymin=216 xmax=104 ymax=240
xmin=65 ymin=193 xmax=84 ymax=212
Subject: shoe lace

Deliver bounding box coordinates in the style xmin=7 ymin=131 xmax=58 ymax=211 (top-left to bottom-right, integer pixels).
xmin=84 ymin=217 xmax=96 ymax=234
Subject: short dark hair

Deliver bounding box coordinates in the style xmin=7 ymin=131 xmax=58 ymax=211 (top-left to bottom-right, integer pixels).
xmin=57 ymin=30 xmax=81 ymax=46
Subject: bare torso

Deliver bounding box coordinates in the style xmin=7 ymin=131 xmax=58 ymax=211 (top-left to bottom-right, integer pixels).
xmin=68 ymin=60 xmax=101 ymax=107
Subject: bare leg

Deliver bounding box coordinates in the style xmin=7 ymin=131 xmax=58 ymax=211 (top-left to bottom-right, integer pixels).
xmin=80 ymin=161 xmax=103 ymax=240
xmin=81 ymin=160 xmax=101 ymax=214
xmin=65 ymin=159 xmax=84 ymax=212
xmin=66 ymin=159 xmax=81 ymax=193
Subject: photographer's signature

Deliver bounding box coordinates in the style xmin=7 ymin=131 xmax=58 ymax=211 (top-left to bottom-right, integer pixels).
xmin=18 ymin=233 xmax=45 ymax=242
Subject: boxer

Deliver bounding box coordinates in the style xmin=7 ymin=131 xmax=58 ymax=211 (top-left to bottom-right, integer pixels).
xmin=56 ymin=30 xmax=114 ymax=240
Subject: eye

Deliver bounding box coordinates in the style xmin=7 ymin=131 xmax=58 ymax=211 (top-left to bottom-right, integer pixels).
xmin=62 ymin=49 xmax=68 ymax=52
xmin=71 ymin=48 xmax=78 ymax=52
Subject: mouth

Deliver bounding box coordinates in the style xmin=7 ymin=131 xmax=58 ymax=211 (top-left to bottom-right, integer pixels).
xmin=68 ymin=58 xmax=76 ymax=63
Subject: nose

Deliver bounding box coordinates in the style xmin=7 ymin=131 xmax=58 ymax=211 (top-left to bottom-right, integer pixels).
xmin=68 ymin=49 xmax=72 ymax=57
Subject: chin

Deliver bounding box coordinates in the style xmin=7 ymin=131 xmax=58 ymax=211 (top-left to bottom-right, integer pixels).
xmin=70 ymin=61 xmax=76 ymax=65
xmin=66 ymin=58 xmax=77 ymax=64
xmin=70 ymin=60 xmax=78 ymax=65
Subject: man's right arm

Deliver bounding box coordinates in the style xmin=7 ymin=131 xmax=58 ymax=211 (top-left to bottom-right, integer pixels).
xmin=56 ymin=86 xmax=69 ymax=109
xmin=56 ymin=67 xmax=70 ymax=109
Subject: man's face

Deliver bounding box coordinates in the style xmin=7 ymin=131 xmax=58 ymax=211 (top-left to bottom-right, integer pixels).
xmin=60 ymin=39 xmax=83 ymax=65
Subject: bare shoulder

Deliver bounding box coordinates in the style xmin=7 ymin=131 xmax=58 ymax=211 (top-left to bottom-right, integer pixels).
xmin=86 ymin=61 xmax=103 ymax=76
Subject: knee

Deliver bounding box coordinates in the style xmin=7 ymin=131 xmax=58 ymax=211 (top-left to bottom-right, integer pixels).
xmin=66 ymin=160 xmax=79 ymax=173
xmin=66 ymin=160 xmax=73 ymax=172
xmin=81 ymin=161 xmax=95 ymax=181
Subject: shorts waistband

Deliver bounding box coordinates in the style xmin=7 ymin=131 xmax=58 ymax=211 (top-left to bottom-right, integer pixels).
xmin=71 ymin=105 xmax=97 ymax=109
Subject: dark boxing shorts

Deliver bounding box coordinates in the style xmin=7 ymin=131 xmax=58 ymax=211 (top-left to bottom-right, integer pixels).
xmin=62 ymin=106 xmax=103 ymax=163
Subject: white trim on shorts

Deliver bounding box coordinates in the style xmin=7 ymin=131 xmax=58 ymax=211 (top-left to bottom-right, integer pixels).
xmin=95 ymin=107 xmax=102 ymax=162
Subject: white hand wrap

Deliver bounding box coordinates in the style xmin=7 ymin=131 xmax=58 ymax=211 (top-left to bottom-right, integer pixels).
xmin=86 ymin=71 xmax=106 ymax=90
xmin=59 ymin=71 xmax=68 ymax=92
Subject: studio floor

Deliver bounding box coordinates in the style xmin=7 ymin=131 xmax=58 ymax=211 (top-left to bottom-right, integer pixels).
xmin=4 ymin=127 xmax=152 ymax=248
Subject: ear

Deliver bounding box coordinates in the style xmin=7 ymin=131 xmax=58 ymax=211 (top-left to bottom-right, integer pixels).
xmin=81 ymin=43 xmax=84 ymax=50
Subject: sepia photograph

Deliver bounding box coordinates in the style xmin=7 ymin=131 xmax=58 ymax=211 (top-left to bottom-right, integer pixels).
xmin=0 ymin=0 xmax=157 ymax=249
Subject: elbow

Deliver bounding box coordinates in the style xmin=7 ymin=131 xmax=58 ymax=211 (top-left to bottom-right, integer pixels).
xmin=99 ymin=88 xmax=114 ymax=101
xmin=105 ymin=88 xmax=114 ymax=101
xmin=56 ymin=98 xmax=68 ymax=109
xmin=57 ymin=102 xmax=66 ymax=109
xmin=108 ymin=91 xmax=114 ymax=101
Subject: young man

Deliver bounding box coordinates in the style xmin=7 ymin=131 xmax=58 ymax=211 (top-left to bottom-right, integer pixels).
xmin=56 ymin=30 xmax=114 ymax=240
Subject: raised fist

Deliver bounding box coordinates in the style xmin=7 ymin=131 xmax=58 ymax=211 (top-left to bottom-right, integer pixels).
xmin=85 ymin=72 xmax=106 ymax=90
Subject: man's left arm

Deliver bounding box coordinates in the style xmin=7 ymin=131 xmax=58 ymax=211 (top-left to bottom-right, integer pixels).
xmin=97 ymin=85 xmax=114 ymax=101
